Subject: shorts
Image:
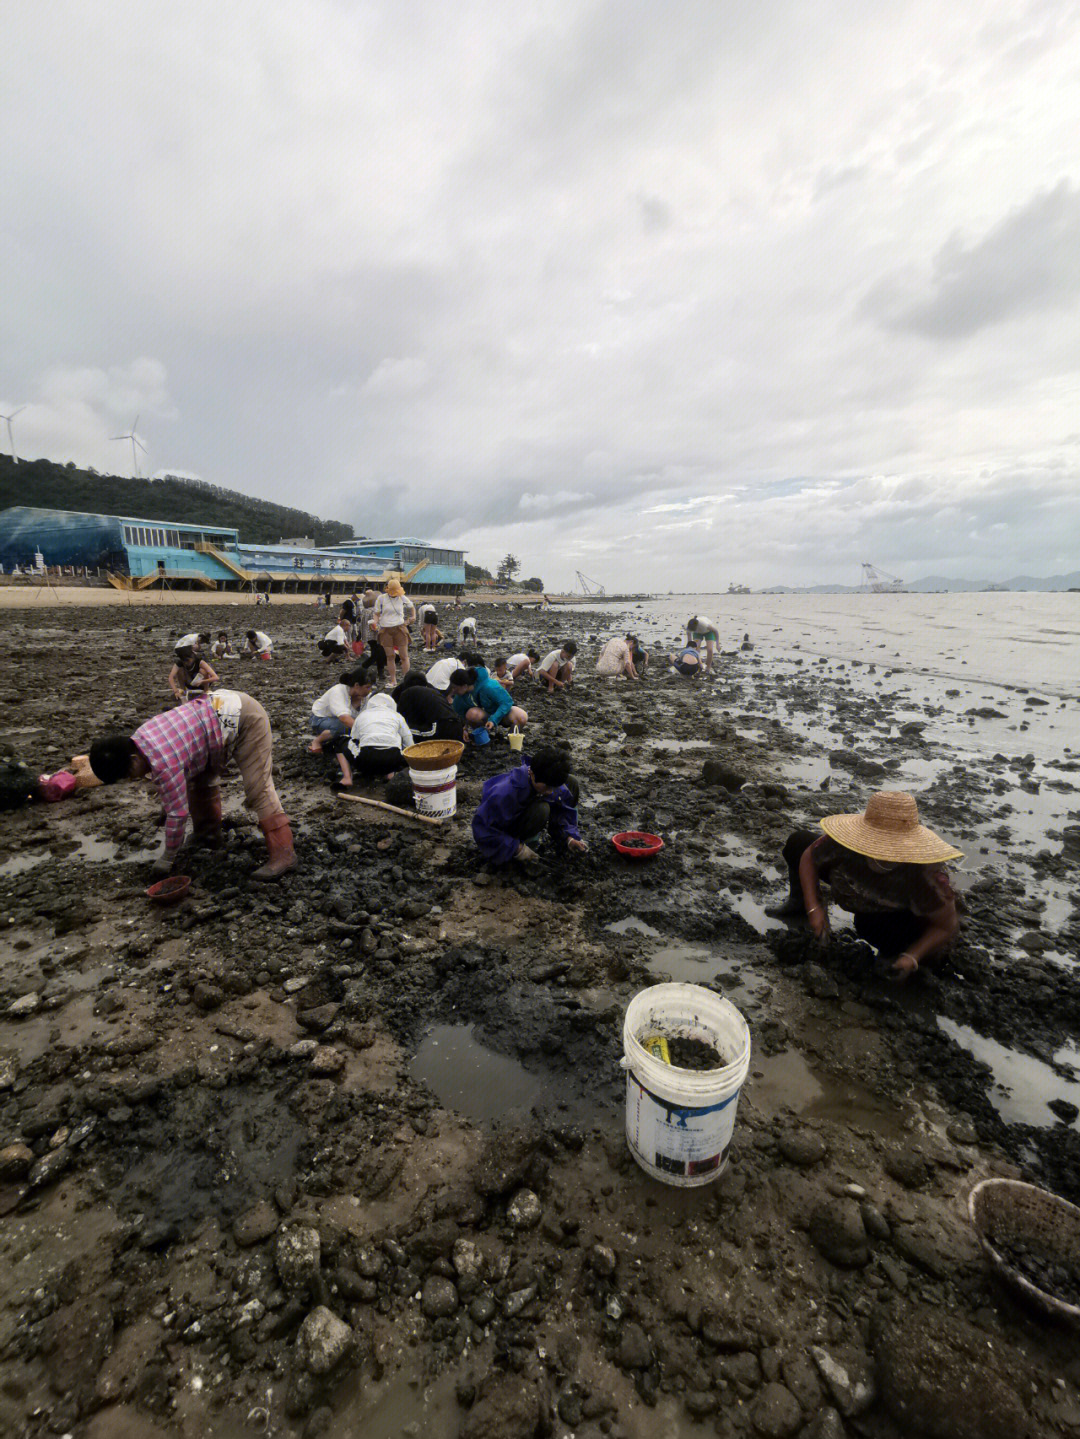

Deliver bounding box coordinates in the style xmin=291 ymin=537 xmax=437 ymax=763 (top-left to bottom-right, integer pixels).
xmin=310 ymin=713 xmax=350 ymax=738
xmin=379 ymin=624 xmax=410 ymax=656
xmin=693 ymin=629 xmax=719 ymax=643
xmin=422 ymin=611 xmax=439 ymax=626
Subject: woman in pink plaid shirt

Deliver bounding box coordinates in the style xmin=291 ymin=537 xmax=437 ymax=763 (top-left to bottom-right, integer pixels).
xmin=87 ymin=690 xmax=296 ymax=880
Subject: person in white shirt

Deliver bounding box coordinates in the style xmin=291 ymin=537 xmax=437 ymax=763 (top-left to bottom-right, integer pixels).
xmin=686 ymin=615 xmax=719 ymax=672
xmin=418 ymin=602 xmax=440 ymax=651
xmin=244 ymin=629 xmax=273 ymax=660
xmin=538 ymin=641 xmax=577 ymax=693
xmin=344 ymin=693 xmax=414 ymax=783
xmin=318 ymin=623 xmax=349 ymax=658
xmin=175 ymin=631 xmax=209 ymax=654
xmin=374 ymin=579 xmax=416 ymax=684
xmin=456 ymin=616 xmax=477 ymax=647
xmin=505 ymin=650 xmax=540 ymax=682
xmin=309 ymin=670 xmax=373 ymax=784
xmin=425 ymin=655 xmax=460 ymax=691
xmin=211 ymin=631 xmax=238 ymax=660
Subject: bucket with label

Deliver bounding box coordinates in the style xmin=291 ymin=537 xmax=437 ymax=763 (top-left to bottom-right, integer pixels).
xmin=622 ymin=983 xmax=751 ymax=1188
xmin=402 ymin=741 xmax=464 ymax=820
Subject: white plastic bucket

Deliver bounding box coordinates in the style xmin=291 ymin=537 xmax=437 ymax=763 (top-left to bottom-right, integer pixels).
xmin=408 ymin=763 xmax=457 ymax=819
xmin=622 ymin=983 xmax=751 ymax=1187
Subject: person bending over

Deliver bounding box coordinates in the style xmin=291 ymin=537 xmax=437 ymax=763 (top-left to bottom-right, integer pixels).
xmin=88 ymin=690 xmax=296 ymax=880
xmin=537 ymin=641 xmax=577 ymax=692
xmin=472 ymin=747 xmax=588 ymax=864
xmin=245 ymin=629 xmax=273 ymax=659
xmin=169 ymin=645 xmax=218 ymax=702
xmin=686 ymin=615 xmax=719 ymax=672
xmin=505 ymin=649 xmax=540 ymax=682
xmin=319 ymin=621 xmax=349 ymax=659
xmin=596 ymin=634 xmax=640 ymax=679
xmin=343 ymin=693 xmax=414 ymax=782
xmin=767 ymin=791 xmax=961 ymax=981
xmin=392 ymin=673 xmax=465 ymax=742
xmin=673 ymin=641 xmax=702 ymax=677
xmin=447 ymin=667 xmax=527 ymax=737
xmin=418 ymin=602 xmax=440 ymax=651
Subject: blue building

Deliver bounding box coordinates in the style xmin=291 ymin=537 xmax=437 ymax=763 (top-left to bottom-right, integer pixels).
xmin=0 ymin=506 xmax=466 ymax=593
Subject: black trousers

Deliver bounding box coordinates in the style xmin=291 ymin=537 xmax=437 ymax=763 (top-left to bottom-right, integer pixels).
xmin=515 ymin=777 xmax=580 ymax=843
xmin=781 ymin=829 xmax=926 ymax=955
xmin=349 ymin=746 xmax=407 ymax=777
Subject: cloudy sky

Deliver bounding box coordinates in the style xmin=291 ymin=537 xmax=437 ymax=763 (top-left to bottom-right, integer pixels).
xmin=3 ymin=1 xmax=1079 ymax=589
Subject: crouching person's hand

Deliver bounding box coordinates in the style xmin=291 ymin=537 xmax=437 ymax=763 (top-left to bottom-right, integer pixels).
xmin=568 ymin=838 xmax=588 ymax=854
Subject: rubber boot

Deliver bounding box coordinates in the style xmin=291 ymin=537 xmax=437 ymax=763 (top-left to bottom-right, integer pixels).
xmin=765 ymin=868 xmax=805 ymax=920
xmin=253 ymin=813 xmax=297 ymax=880
xmin=190 ymin=787 xmax=223 ymax=847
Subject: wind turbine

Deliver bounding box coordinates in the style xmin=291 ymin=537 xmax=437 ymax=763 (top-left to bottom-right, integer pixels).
xmin=109 ymin=415 xmax=147 ymax=478
xmin=0 ymin=406 xmax=24 ymax=463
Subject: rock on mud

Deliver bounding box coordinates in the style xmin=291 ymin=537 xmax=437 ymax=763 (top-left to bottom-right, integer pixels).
xmin=296 ymin=1306 xmax=353 ymax=1374
xmin=507 ymin=1188 xmax=542 ymax=1228
xmin=277 ymin=1226 xmax=321 ymax=1292
xmin=808 ymin=1198 xmax=869 ymax=1268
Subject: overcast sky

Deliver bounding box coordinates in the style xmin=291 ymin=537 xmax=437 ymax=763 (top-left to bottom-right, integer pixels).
xmin=3 ymin=1 xmax=1079 ymax=589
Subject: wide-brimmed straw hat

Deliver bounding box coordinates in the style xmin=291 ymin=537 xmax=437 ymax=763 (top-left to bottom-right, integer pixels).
xmin=820 ymin=791 xmax=962 ymax=865
xmin=386 ymin=577 xmax=405 ymax=597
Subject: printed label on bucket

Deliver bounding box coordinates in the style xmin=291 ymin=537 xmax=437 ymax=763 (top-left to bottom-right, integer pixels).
xmin=625 ymin=1072 xmax=740 ymax=1178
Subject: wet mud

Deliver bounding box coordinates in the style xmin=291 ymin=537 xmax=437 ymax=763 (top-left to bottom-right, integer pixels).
xmin=1 ymin=599 xmax=1079 ymax=1437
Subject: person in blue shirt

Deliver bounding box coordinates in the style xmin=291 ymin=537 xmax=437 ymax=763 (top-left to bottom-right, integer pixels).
xmin=447 ymin=667 xmax=528 ymax=737
xmin=472 ymin=748 xmax=587 ymax=864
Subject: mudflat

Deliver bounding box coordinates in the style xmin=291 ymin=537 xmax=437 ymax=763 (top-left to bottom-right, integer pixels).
xmin=1 ymin=597 xmax=1078 ymax=1438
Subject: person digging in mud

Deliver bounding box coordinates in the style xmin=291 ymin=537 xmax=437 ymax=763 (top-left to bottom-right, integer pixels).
xmin=672 ymin=640 xmax=703 ymax=677
xmin=87 ymin=690 xmax=297 ymax=880
xmin=309 ymin=670 xmax=373 ymax=786
xmin=766 ymin=790 xmax=962 ymax=980
xmin=629 ymin=634 xmax=650 ymax=674
xmin=211 ymin=630 xmax=238 ymax=660
xmin=596 ymin=633 xmax=640 ymax=679
xmin=447 ymin=666 xmax=527 ymax=738
xmin=505 ymin=648 xmax=540 ymax=682
xmin=318 ymin=620 xmax=350 ymax=658
xmin=537 ymin=640 xmax=578 ymax=692
xmin=391 ymin=672 xmax=465 ymax=742
xmin=244 ymin=628 xmax=273 ymax=659
xmin=169 ymin=644 xmax=218 ymax=702
xmin=686 ymin=614 xmax=719 ymax=671
xmin=341 ymin=692 xmax=414 ymax=783
xmin=472 ymin=746 xmax=587 ymax=864
xmin=175 ymin=630 xmax=210 ymax=655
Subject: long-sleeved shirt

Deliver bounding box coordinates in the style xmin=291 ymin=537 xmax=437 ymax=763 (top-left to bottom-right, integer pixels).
xmin=346 ymin=694 xmax=414 ymax=754
xmin=471 ymin=760 xmax=582 ymax=865
xmin=452 ymin=673 xmax=514 ymax=727
xmin=132 ymin=701 xmax=225 ymax=853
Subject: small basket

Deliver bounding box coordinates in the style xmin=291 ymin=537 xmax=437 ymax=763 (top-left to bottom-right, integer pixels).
xmin=146 ymin=875 xmax=192 ymax=906
xmin=402 ymin=740 xmax=465 ymax=771
xmin=612 ymin=831 xmax=664 ymax=859
xmin=969 ymin=1177 xmax=1080 ymax=1324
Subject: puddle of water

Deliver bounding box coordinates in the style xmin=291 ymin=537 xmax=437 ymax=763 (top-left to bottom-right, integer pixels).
xmin=938 ymin=1018 xmax=1080 ymax=1130
xmin=645 ymin=941 xmax=770 ymax=1011
xmin=0 ymin=853 xmax=47 ymax=877
xmin=606 ymin=916 xmax=664 ymax=938
xmin=725 ymin=889 xmax=771 ymax=934
xmin=69 ymin=833 xmax=160 ymax=864
xmin=411 ymin=1024 xmax=555 ymax=1125
xmin=748 ymin=1047 xmax=907 ymax=1136
xmin=648 ymin=738 xmax=713 ymax=751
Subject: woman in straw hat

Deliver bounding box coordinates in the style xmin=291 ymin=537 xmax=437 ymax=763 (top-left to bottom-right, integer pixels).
xmin=766 ymin=791 xmax=961 ymax=980
xmin=374 ymin=577 xmax=416 ymax=686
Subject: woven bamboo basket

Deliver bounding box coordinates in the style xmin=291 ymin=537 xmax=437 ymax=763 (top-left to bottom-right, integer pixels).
xmin=402 ymin=740 xmax=465 ymax=772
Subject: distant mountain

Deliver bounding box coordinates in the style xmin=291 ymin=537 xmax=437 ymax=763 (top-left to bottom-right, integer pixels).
xmin=0 ymin=454 xmax=354 ymax=547
xmin=761 ymin=572 xmax=1080 ymax=594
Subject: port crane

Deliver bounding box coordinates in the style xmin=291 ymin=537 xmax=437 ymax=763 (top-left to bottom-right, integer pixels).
xmin=576 ymin=571 xmax=606 ymax=596
xmin=861 ymin=563 xmax=906 ymax=593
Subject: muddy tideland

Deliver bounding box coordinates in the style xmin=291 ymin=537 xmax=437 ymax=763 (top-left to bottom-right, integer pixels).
xmin=1 ymin=596 xmax=1079 ymax=1439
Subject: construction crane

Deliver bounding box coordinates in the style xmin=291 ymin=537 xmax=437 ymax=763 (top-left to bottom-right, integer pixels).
xmin=576 ymin=571 xmax=606 ymax=596
xmin=861 ymin=563 xmax=906 ymax=593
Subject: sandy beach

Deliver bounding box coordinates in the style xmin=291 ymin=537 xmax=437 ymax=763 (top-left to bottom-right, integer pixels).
xmin=0 ymin=596 xmax=1078 ymax=1437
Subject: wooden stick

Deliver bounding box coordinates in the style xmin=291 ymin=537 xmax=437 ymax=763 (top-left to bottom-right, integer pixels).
xmin=337 ymin=791 xmax=445 ymax=825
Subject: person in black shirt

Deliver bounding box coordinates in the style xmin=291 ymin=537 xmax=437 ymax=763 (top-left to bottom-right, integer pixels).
xmin=392 ymin=673 xmax=465 ymax=741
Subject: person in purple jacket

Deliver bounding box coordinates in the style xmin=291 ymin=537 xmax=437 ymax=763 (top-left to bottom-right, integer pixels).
xmin=471 ymin=748 xmax=588 ymax=864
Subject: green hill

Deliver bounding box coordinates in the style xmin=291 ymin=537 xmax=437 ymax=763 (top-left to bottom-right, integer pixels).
xmin=0 ymin=455 xmax=354 ymax=546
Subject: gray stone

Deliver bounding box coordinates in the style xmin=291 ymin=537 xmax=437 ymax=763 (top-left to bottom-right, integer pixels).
xmin=296 ymin=1306 xmax=352 ymax=1374
xmin=720 ymin=1350 xmax=762 ymax=1398
xmin=777 ymin=1129 xmax=828 ymax=1168
xmin=276 ymin=1226 xmax=321 ymax=1292
xmin=452 ymin=1238 xmax=483 ymax=1282
xmin=946 ymin=1115 xmax=978 ymax=1146
xmin=751 ymin=1382 xmax=804 ymax=1438
xmin=809 ymin=1199 xmax=869 ymax=1268
xmin=309 ymin=1046 xmax=346 ymax=1075
xmin=0 ymin=1056 xmax=18 ymax=1089
xmin=803 ymin=1409 xmax=847 ymax=1439
xmin=616 ymin=1322 xmax=652 ymax=1371
xmin=234 ymin=1200 xmax=279 ymax=1247
xmin=8 ymin=992 xmax=40 ymax=1017
xmin=871 ymin=1303 xmax=1032 ymax=1439
xmin=589 ymin=1243 xmax=617 ymax=1277
xmin=802 ymin=964 xmax=839 ymax=1000
xmin=420 ymin=1276 xmax=459 ymax=1319
xmin=883 ymin=1147 xmax=931 ymax=1190
xmin=0 ymin=1143 xmax=34 ymax=1180
xmin=506 ymin=1188 xmax=542 ymax=1228
xmin=811 ymin=1347 xmax=875 ymax=1417
xmin=892 ymin=1226 xmax=954 ymax=1279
